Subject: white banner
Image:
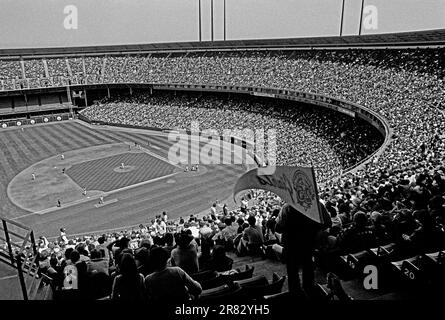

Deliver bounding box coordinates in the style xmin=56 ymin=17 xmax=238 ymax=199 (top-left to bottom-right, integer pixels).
xmin=233 ymin=166 xmax=323 ymax=223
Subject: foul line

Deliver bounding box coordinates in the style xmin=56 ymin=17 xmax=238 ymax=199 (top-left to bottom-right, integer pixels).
xmin=0 ymin=275 xmax=18 ymax=281
xmin=11 ymin=171 xmax=179 ymax=221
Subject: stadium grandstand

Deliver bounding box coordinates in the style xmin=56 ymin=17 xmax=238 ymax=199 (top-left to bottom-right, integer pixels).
xmin=0 ymin=1 xmax=444 ymax=316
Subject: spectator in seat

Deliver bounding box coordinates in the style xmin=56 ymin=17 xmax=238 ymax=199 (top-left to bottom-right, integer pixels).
xmin=336 ymin=211 xmax=376 ymax=254
xmin=203 ymin=245 xmax=233 ymax=272
xmin=236 ymin=218 xmax=245 ymax=234
xmin=163 ymin=233 xmax=175 ymax=255
xmin=87 ymin=248 xmax=109 ymax=276
xmin=47 ymin=255 xmax=64 ymax=289
xmin=62 ymin=249 xmax=87 ymax=294
xmin=111 ymin=253 xmax=145 ymax=301
xmin=107 ymin=236 xmax=131 ymax=266
xmin=371 ymin=211 xmax=392 ymax=246
xmin=134 ymin=247 xmax=152 ymax=276
xmin=170 ymin=231 xmax=199 ymax=274
xmin=213 ymin=217 xmax=238 ymax=249
xmin=60 ymin=247 xmax=74 ymax=270
xmin=264 ymin=218 xmax=279 ymax=245
xmin=403 ymin=209 xmax=435 ymax=252
xmin=96 ymin=235 xmax=110 ymax=260
xmin=327 ymin=204 xmax=342 ymax=230
xmin=429 ymin=195 xmax=445 ymax=222
xmin=145 ymin=247 xmax=202 ymax=303
xmin=236 ymin=215 xmax=264 ymax=256
xmin=75 ymin=244 xmax=90 ymax=263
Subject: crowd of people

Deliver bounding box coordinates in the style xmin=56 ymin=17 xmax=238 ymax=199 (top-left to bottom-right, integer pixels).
xmin=30 ymin=199 xmax=285 ymax=300
xmin=1 ymin=48 xmax=445 ymax=299
xmin=80 ymin=92 xmax=382 ymax=182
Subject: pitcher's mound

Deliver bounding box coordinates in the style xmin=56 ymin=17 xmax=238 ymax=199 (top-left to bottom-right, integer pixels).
xmin=113 ymin=165 xmax=136 ymax=173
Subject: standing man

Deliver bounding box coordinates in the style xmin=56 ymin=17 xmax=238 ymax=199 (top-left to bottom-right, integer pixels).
xmin=59 ymin=228 xmax=68 ymax=244
xmin=275 ymin=203 xmax=331 ymax=299
xmin=61 ymin=154 xmax=65 ymax=160
xmin=210 ymin=203 xmax=217 ymax=217
xmin=31 ymin=173 xmax=36 ymax=181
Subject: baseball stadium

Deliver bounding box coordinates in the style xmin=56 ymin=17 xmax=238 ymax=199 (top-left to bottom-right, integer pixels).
xmin=0 ymin=0 xmax=444 ymax=309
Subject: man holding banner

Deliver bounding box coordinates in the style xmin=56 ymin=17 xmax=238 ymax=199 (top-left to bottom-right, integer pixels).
xmin=276 ymin=203 xmax=330 ymax=298
xmin=233 ymin=166 xmax=331 ymax=298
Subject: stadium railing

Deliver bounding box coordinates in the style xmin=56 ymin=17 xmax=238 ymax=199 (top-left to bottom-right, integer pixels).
xmin=0 ymin=216 xmax=49 ymax=300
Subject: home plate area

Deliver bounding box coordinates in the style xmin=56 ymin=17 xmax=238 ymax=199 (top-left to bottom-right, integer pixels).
xmin=66 ymin=152 xmax=175 ymax=192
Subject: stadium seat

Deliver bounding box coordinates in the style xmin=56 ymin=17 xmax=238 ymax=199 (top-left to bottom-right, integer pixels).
xmin=53 ymin=288 xmax=82 ymax=301
xmin=262 ymin=291 xmax=291 ymax=302
xmin=341 ymin=250 xmax=375 ymax=275
xmin=424 ymin=250 xmax=445 ymax=265
xmin=390 ymin=255 xmax=437 ymax=285
xmin=200 ymin=275 xmax=224 ymax=290
xmin=86 ymin=272 xmax=112 ymax=300
xmin=200 ymin=265 xmax=255 ymax=290
xmin=326 ymin=272 xmax=354 ymax=301
xmin=311 ymin=283 xmax=332 ymax=301
xmin=190 ymin=270 xmax=218 ymax=283
xmin=234 ymin=275 xmax=268 ymax=288
xmin=198 ymin=282 xmax=242 ymax=303
xmin=236 ymin=273 xmax=286 ymax=299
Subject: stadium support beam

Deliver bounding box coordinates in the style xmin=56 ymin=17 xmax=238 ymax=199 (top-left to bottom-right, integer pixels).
xmin=358 ymin=0 xmax=365 ymax=36
xmin=84 ymin=87 xmax=88 ymax=106
xmin=340 ymin=0 xmax=345 ymax=36
xmin=198 ymin=0 xmax=202 ymax=42
xmin=66 ymin=86 xmax=72 ymax=105
xmin=224 ymin=0 xmax=226 ymax=41
xmin=211 ymin=0 xmax=214 ymax=41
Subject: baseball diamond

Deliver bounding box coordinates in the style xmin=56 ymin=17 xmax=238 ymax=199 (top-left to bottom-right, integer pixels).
xmin=0 ymin=121 xmax=248 ymax=237
xmin=66 ymin=152 xmax=176 ymax=192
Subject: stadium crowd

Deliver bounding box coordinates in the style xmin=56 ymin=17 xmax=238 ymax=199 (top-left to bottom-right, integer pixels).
xmin=1 ymin=48 xmax=445 ymax=299
xmin=30 ymin=197 xmax=286 ymax=300
xmin=80 ymin=92 xmax=383 ymax=182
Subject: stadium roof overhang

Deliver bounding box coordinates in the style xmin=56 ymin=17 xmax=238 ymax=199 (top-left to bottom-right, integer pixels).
xmin=0 ymin=28 xmax=444 ymax=57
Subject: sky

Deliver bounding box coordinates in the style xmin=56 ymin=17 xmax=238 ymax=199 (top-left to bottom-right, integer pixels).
xmin=0 ymin=0 xmax=444 ymax=48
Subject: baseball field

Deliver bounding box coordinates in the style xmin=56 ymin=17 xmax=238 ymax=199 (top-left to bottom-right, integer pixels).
xmin=0 ymin=120 xmax=249 ymax=238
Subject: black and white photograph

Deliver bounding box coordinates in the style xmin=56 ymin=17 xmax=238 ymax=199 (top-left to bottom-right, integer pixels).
xmin=0 ymin=0 xmax=444 ymax=316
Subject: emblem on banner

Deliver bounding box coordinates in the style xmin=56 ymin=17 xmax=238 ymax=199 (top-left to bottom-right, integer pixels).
xmin=293 ymin=169 xmax=315 ymax=211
